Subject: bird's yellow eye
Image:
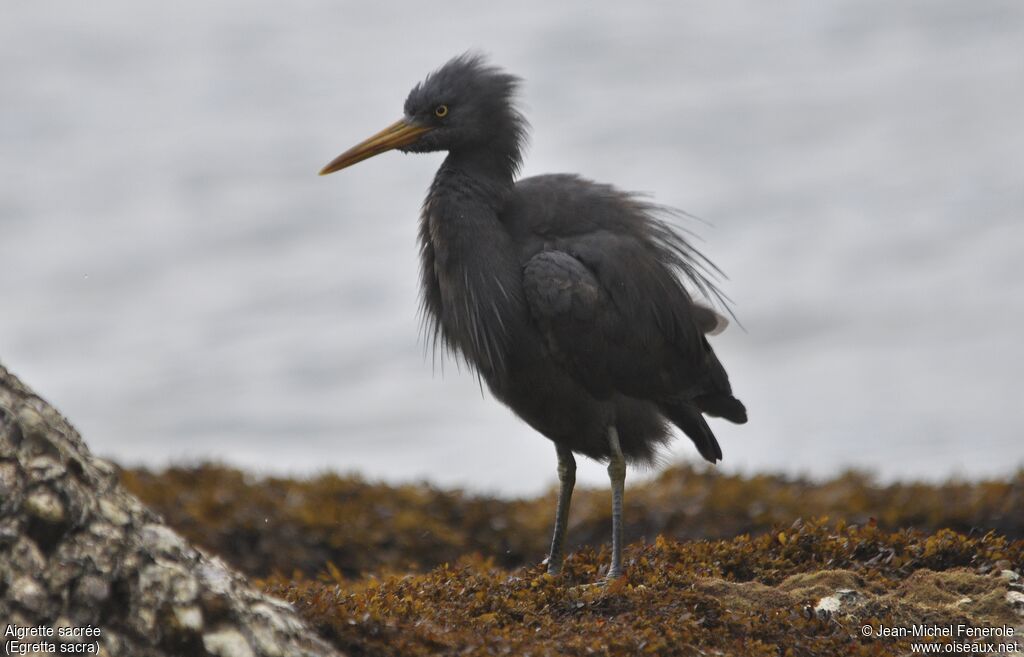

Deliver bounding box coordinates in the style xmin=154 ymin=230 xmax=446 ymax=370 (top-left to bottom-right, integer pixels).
xmin=434 ymin=104 xmax=449 ymax=118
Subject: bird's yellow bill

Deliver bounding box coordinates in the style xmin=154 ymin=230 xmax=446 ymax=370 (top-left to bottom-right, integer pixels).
xmin=319 ymin=119 xmax=432 ymax=175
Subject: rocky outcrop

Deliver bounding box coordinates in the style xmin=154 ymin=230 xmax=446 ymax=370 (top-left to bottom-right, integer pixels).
xmin=0 ymin=364 xmax=344 ymax=657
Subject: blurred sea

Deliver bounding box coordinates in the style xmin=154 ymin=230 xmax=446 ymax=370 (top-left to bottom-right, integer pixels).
xmin=2 ymin=1 xmax=1022 ymax=495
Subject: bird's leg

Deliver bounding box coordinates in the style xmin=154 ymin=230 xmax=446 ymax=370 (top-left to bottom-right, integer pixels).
xmin=546 ymin=445 xmax=576 ymax=575
xmin=606 ymin=426 xmax=626 ymax=580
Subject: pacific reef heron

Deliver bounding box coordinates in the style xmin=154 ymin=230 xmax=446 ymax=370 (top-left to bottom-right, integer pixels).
xmin=319 ymin=54 xmax=747 ymax=580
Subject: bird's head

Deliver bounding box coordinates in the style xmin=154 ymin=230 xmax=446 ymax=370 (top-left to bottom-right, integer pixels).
xmin=319 ymin=53 xmax=528 ymax=176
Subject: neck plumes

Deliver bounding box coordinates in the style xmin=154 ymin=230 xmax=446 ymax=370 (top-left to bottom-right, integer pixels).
xmin=418 ymin=143 xmax=524 ymax=382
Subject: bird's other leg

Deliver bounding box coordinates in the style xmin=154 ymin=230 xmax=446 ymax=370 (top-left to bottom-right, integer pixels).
xmin=545 ymin=445 xmax=576 ymax=575
xmin=606 ymin=426 xmax=627 ymax=580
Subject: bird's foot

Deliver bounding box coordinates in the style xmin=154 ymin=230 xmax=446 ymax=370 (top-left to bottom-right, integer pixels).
xmin=543 ymin=557 xmax=563 ymax=576
xmin=599 ymin=568 xmax=625 ymax=587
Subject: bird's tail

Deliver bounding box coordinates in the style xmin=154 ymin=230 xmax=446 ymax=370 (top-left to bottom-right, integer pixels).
xmin=694 ymin=392 xmax=748 ymax=424
xmin=661 ymin=402 xmax=723 ymax=463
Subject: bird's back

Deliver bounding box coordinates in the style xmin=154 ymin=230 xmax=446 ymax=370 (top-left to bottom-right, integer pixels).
xmin=500 ymin=174 xmax=746 ymax=460
xmin=502 ymin=174 xmax=731 ymax=390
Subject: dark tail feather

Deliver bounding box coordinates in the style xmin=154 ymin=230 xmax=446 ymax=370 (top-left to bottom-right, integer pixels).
xmin=662 ymin=403 xmax=723 ymax=463
xmin=694 ymin=393 xmax=748 ymax=424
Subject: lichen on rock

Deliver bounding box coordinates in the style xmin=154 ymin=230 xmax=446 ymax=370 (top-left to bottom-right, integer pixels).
xmin=0 ymin=363 xmax=344 ymax=657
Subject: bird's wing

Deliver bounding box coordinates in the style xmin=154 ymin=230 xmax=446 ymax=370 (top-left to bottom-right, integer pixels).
xmin=522 ymin=231 xmax=728 ymax=402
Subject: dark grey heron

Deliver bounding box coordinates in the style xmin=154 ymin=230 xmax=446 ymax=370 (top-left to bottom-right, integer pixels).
xmin=319 ymin=54 xmax=747 ymax=580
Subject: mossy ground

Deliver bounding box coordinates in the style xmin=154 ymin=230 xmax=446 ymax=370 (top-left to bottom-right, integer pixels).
xmin=122 ymin=465 xmax=1024 ymax=656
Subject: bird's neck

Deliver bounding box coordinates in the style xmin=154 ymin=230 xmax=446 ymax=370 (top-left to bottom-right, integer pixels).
xmin=425 ymin=152 xmax=516 ymax=255
xmin=443 ymin=148 xmax=517 ymax=194
xmin=425 ymin=151 xmax=516 ymax=220
xmin=419 ymin=151 xmax=524 ymax=380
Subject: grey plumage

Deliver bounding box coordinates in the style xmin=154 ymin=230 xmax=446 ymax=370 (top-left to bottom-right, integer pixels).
xmin=320 ymin=53 xmax=747 ymax=579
